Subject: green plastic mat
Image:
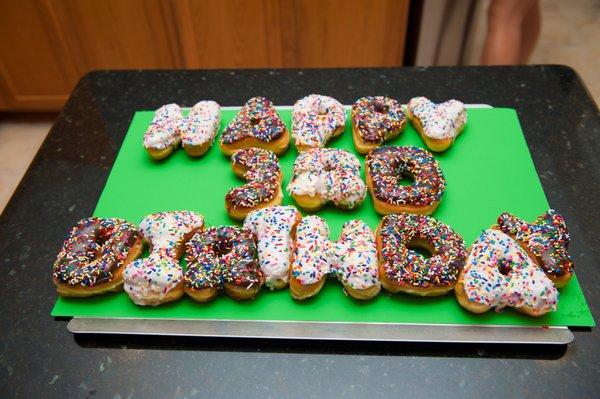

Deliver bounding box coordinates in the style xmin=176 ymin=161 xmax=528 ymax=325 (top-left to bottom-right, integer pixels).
xmin=51 ymin=107 xmax=595 ymax=327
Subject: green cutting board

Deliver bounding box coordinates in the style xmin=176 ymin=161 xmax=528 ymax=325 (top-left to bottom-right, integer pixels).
xmin=51 ymin=107 xmax=595 ymax=327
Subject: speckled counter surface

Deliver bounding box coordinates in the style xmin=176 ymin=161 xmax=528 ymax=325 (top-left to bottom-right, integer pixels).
xmin=1 ymin=66 xmax=599 ymax=398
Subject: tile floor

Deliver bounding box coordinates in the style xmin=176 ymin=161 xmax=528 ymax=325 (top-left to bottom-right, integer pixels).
xmin=0 ymin=115 xmax=53 ymax=214
xmin=529 ymin=0 xmax=600 ymax=101
xmin=0 ymin=0 xmax=597 ymax=215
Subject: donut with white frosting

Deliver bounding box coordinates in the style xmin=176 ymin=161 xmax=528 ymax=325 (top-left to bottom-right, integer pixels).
xmin=243 ymin=205 xmax=302 ymax=289
xmin=407 ymin=96 xmax=467 ymax=152
xmin=143 ymin=103 xmax=183 ymax=160
xmin=290 ymin=216 xmax=380 ymax=300
xmin=287 ymin=148 xmax=367 ymax=211
xmin=180 ymin=100 xmax=221 ymax=157
xmin=123 ymin=211 xmax=204 ymax=306
xmin=292 ymin=94 xmax=346 ymax=151
xmin=455 ymin=229 xmax=558 ymax=317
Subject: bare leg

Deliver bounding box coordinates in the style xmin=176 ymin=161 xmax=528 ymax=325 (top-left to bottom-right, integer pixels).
xmin=481 ymin=0 xmax=538 ymax=65
xmin=520 ymin=0 xmax=541 ymax=62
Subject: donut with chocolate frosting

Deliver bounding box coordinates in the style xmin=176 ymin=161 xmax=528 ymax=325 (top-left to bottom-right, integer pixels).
xmin=184 ymin=226 xmax=264 ymax=302
xmin=53 ymin=217 xmax=143 ymax=297
xmin=351 ymin=96 xmax=406 ymax=154
xmin=376 ymin=213 xmax=466 ymax=296
xmin=226 ymin=147 xmax=283 ymax=220
xmin=365 ymin=146 xmax=445 ymax=215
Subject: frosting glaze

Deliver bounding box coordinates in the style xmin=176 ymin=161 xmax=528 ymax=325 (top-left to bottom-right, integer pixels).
xmin=292 ymin=217 xmax=379 ymax=291
xmin=366 ymin=146 xmax=445 ymax=207
xmin=497 ymin=209 xmax=574 ymax=279
xmin=243 ymin=205 xmax=301 ymax=288
xmin=180 ymin=101 xmax=221 ymax=147
xmin=463 ymin=229 xmax=558 ymax=312
xmin=184 ymin=226 xmax=263 ymax=291
xmin=330 ymin=220 xmax=379 ymax=290
xmin=292 ymin=94 xmax=346 ymax=149
xmin=226 ymin=147 xmax=281 ymax=210
xmin=123 ymin=211 xmax=204 ymax=305
xmin=123 ymin=252 xmax=182 ymax=306
xmin=221 ymin=97 xmax=286 ymax=145
xmin=138 ymin=211 xmax=205 ymax=259
xmin=378 ymin=213 xmax=466 ymax=289
xmin=287 ymin=148 xmax=367 ymax=209
xmin=143 ymin=103 xmax=183 ymax=150
xmin=291 ymin=216 xmax=331 ymax=285
xmin=53 ymin=217 xmax=141 ymax=287
xmin=407 ymin=97 xmax=466 ymax=140
xmin=351 ymin=96 xmax=406 ymax=143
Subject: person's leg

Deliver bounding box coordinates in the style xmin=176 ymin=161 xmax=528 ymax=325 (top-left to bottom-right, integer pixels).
xmin=481 ymin=0 xmax=538 ymax=65
xmin=520 ymin=0 xmax=541 ymax=63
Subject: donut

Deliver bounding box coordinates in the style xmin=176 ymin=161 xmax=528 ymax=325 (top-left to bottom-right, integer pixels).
xmin=289 ymin=215 xmax=331 ymax=299
xmin=292 ymin=94 xmax=346 ymax=151
xmin=184 ymin=226 xmax=265 ymax=302
xmin=455 ymin=229 xmax=558 ymax=317
xmin=496 ymin=209 xmax=574 ymax=287
xmin=123 ymin=211 xmax=204 ymax=306
xmin=136 ymin=211 xmax=205 ymax=258
xmin=365 ymin=146 xmax=445 ymax=215
xmin=287 ymin=148 xmax=367 ymax=211
xmin=243 ymin=205 xmax=302 ymax=289
xmin=330 ymin=220 xmax=380 ymax=300
xmin=123 ymin=252 xmax=185 ymax=306
xmin=376 ymin=213 xmax=467 ymax=296
xmin=225 ymin=147 xmax=283 ymax=220
xmin=407 ymin=97 xmax=467 ymax=152
xmin=351 ymin=96 xmax=406 ymax=154
xmin=180 ymin=100 xmax=221 ymax=157
xmin=52 ymin=217 xmax=143 ymax=297
xmin=143 ymin=103 xmax=183 ymax=160
xmin=220 ymin=97 xmax=290 ymax=156
xmin=290 ymin=217 xmax=380 ymax=300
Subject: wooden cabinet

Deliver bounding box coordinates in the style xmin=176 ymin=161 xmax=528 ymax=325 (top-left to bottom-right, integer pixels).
xmin=0 ymin=0 xmax=410 ymax=111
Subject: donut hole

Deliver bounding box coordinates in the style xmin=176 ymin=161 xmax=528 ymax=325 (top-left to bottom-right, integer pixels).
xmin=323 ymin=162 xmax=336 ymax=172
xmin=211 ymin=240 xmax=234 ymax=256
xmin=373 ymin=101 xmax=390 ymax=114
xmin=396 ymin=171 xmax=415 ymax=187
xmin=250 ymin=117 xmax=261 ymax=126
xmin=317 ymin=103 xmax=329 ymax=116
xmin=408 ymin=246 xmax=432 ymax=260
xmin=407 ymin=238 xmax=434 ymax=260
xmin=498 ymin=259 xmax=514 ymax=276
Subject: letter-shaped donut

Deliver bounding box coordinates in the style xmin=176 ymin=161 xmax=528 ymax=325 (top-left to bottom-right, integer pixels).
xmin=243 ymin=205 xmax=302 ymax=289
xmin=184 ymin=226 xmax=265 ymax=302
xmin=53 ymin=217 xmax=143 ymax=297
xmin=376 ymin=213 xmax=466 ymax=296
xmin=407 ymin=96 xmax=467 ymax=152
xmin=455 ymin=229 xmax=558 ymax=317
xmin=290 ymin=216 xmax=380 ymax=300
xmin=365 ymin=146 xmax=445 ymax=215
xmin=292 ymin=94 xmax=346 ymax=151
xmin=220 ymin=97 xmax=290 ymax=156
xmin=496 ymin=209 xmax=574 ymax=287
xmin=351 ymin=96 xmax=406 ymax=154
xmin=123 ymin=211 xmax=204 ymax=306
xmin=225 ymin=147 xmax=283 ymax=220
xmin=180 ymin=100 xmax=221 ymax=157
xmin=143 ymin=103 xmax=183 ymax=160
xmin=287 ymin=148 xmax=367 ymax=211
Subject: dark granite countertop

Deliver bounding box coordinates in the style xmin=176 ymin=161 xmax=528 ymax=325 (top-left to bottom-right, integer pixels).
xmin=1 ymin=66 xmax=599 ymax=398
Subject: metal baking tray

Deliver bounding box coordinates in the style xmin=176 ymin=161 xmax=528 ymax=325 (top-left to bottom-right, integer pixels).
xmin=67 ymin=103 xmax=573 ymax=344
